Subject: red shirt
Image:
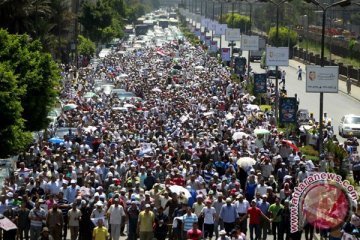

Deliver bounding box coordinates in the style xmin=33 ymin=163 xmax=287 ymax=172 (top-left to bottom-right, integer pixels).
xmin=247 ymin=207 xmax=262 ymax=225
xmin=187 ymin=229 xmax=202 ymax=240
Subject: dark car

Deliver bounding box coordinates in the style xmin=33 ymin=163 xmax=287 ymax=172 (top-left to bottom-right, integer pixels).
xmin=266 ymin=66 xmax=282 ymax=79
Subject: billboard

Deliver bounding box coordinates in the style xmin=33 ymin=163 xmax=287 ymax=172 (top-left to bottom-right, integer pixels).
xmin=253 ymin=73 xmax=267 ymax=94
xmin=279 ymin=97 xmax=297 ymax=123
xmin=241 ymin=35 xmax=259 ymax=51
xmin=215 ymin=24 xmax=227 ymax=35
xmin=221 ymin=48 xmax=231 ymax=62
xmin=209 ymin=41 xmax=218 ymax=53
xmin=205 ymin=36 xmax=212 ymax=46
xmin=266 ymin=47 xmax=289 ymax=66
xmin=305 ymin=65 xmax=339 ymax=93
xmin=225 ymin=28 xmax=241 ymax=41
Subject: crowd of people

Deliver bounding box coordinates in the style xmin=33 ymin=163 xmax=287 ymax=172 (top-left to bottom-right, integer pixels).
xmin=1 ymin=16 xmax=359 ymax=240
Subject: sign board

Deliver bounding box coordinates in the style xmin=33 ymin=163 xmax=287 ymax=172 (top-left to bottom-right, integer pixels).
xmin=209 ymin=41 xmax=218 ymax=53
xmin=205 ymin=36 xmax=212 ymax=46
xmin=215 ymin=24 xmax=227 ymax=35
xmin=194 ymin=28 xmax=201 ymax=37
xmin=209 ymin=21 xmax=218 ymax=31
xmin=279 ymin=97 xmax=297 ymax=123
xmin=241 ymin=35 xmax=259 ymax=51
xmin=290 ymin=173 xmax=357 ymax=233
xmin=266 ymin=47 xmax=289 ymax=66
xmin=225 ymin=28 xmax=241 ymax=41
xmin=253 ymin=73 xmax=267 ymax=94
xmin=200 ymin=32 xmax=206 ymax=42
xmin=305 ymin=65 xmax=339 ymax=93
xmin=221 ymin=48 xmax=231 ymax=62
xmin=201 ymin=18 xmax=211 ymax=28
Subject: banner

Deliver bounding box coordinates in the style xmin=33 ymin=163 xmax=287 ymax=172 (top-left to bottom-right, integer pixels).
xmin=266 ymin=47 xmax=289 ymax=66
xmin=215 ymin=24 xmax=227 ymax=35
xmin=253 ymin=73 xmax=267 ymax=94
xmin=205 ymin=36 xmax=212 ymax=46
xmin=234 ymin=57 xmax=247 ymax=75
xmin=200 ymin=32 xmax=206 ymax=42
xmin=225 ymin=28 xmax=241 ymax=41
xmin=241 ymin=35 xmax=259 ymax=51
xmin=221 ymin=48 xmax=231 ymax=62
xmin=194 ymin=28 xmax=201 ymax=37
xmin=290 ymin=173 xmax=357 ymax=233
xmin=305 ymin=65 xmax=339 ymax=93
xmin=209 ymin=41 xmax=218 ymax=53
xmin=279 ymin=97 xmax=297 ymax=123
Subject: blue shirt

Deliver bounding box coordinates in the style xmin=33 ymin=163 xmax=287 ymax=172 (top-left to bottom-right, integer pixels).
xmin=219 ymin=204 xmax=238 ymax=223
xmin=257 ymin=201 xmax=270 ymax=215
xmin=183 ymin=213 xmax=198 ymax=231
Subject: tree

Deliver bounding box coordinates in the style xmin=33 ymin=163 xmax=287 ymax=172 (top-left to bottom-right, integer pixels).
xmin=0 ymin=64 xmax=32 ymax=158
xmin=222 ymin=13 xmax=250 ymax=32
xmin=351 ymin=12 xmax=360 ymax=25
xmin=80 ymin=0 xmax=123 ymax=44
xmin=78 ymin=35 xmax=96 ymax=59
xmin=0 ymin=29 xmax=60 ymax=131
xmin=268 ymin=26 xmax=298 ymax=48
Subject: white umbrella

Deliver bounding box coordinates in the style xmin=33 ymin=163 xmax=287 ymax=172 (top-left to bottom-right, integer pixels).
xmin=237 ymin=157 xmax=256 ymax=169
xmin=194 ymin=66 xmax=204 ymax=70
xmin=63 ymin=104 xmax=77 ymax=111
xmin=169 ymin=185 xmax=191 ymax=198
xmin=84 ymin=126 xmax=97 ymax=133
xmin=232 ymin=132 xmax=249 ymax=140
xmin=203 ymin=111 xmax=214 ymax=116
xmin=124 ymin=104 xmax=136 ymax=108
xmin=151 ymin=87 xmax=162 ymax=93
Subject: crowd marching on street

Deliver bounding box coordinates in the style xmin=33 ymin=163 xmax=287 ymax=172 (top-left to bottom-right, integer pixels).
xmin=2 ymin=12 xmax=360 ymax=240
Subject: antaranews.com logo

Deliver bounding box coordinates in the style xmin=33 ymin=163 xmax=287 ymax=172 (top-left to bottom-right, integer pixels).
xmin=290 ymin=173 xmax=358 ymax=233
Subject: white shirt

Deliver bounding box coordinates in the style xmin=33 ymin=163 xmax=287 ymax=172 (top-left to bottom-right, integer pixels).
xmin=235 ymin=200 xmax=250 ymax=214
xmin=201 ymin=207 xmax=216 ymax=224
xmin=255 ymin=184 xmax=268 ymax=196
xmin=107 ymin=204 xmax=125 ymax=225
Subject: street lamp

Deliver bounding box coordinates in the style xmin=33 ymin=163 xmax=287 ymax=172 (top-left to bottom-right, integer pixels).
xmin=260 ymin=0 xmax=290 ymax=125
xmin=303 ymin=0 xmax=351 ymax=155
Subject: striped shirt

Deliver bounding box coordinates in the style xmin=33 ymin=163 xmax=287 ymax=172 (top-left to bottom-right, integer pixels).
xmin=29 ymin=208 xmax=47 ymax=227
xmin=182 ymin=213 xmax=198 ymax=231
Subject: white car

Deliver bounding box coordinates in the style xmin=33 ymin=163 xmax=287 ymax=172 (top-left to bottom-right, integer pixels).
xmin=339 ymin=114 xmax=360 ymax=137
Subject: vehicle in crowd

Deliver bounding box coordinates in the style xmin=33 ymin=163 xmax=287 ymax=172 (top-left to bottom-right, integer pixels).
xmin=266 ymin=66 xmax=282 ymax=79
xmin=339 ymin=114 xmax=360 ymax=137
xmin=53 ymin=127 xmax=78 ymax=139
xmin=249 ymin=37 xmax=266 ymax=62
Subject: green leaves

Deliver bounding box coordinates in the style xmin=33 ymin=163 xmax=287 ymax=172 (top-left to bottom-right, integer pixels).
xmin=268 ymin=26 xmax=298 ymax=48
xmin=0 ymin=29 xmax=60 ymax=157
xmin=222 ymin=13 xmax=250 ymax=32
xmin=78 ymin=35 xmax=96 ymax=58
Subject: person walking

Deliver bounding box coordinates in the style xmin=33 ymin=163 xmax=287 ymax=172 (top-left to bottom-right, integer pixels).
xmin=68 ymin=202 xmax=82 ymax=240
xmin=127 ymin=201 xmax=140 ymax=240
xmin=269 ymin=197 xmax=284 ymax=240
xmin=92 ymin=219 xmax=109 ymax=240
xmin=46 ymin=203 xmax=64 ymax=240
xmin=38 ymin=227 xmax=54 ymax=240
xmin=297 ymin=66 xmax=302 ymax=80
xmin=17 ymin=201 xmax=31 ymax=240
xmin=29 ymin=200 xmax=47 ymax=240
xmin=182 ymin=206 xmax=198 ymax=240
xmin=200 ymin=199 xmax=216 ymax=239
xmin=241 ymin=200 xmax=270 ymax=240
xmin=346 ymin=77 xmax=352 ymax=94
xmin=137 ymin=204 xmax=155 ymax=240
xmin=219 ymin=198 xmax=238 ymax=235
xmin=107 ymin=198 xmax=126 ymax=240
xmin=257 ymin=195 xmax=270 ymax=240
xmin=280 ymin=70 xmax=286 ymax=86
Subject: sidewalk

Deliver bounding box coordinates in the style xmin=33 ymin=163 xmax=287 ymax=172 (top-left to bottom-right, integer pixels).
xmin=288 ymin=59 xmax=360 ymax=102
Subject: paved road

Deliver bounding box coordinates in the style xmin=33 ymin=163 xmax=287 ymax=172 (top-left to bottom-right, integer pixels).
xmin=205 ymin=28 xmax=360 ymax=141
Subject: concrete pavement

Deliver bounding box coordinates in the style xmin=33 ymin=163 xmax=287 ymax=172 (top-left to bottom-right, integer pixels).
xmin=288 ymin=59 xmax=360 ymax=103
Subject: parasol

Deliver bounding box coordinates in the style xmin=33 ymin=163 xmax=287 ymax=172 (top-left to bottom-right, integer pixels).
xmin=282 ymin=140 xmax=299 ymax=152
xmin=63 ymin=104 xmax=77 ymax=111
xmin=232 ymin=132 xmax=249 ymax=140
xmin=169 ymin=185 xmax=191 ymax=198
xmin=48 ymin=137 xmax=64 ymax=144
xmin=237 ymin=157 xmax=256 ymax=168
xmin=254 ymin=129 xmax=270 ymax=135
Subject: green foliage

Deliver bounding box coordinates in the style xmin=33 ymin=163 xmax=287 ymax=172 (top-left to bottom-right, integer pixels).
xmin=0 ymin=64 xmax=33 ymax=158
xmin=0 ymin=29 xmax=60 ymax=131
xmin=78 ymin=35 xmax=96 ymax=58
xmin=222 ymin=13 xmax=250 ymax=32
xmin=351 ymin=12 xmax=360 ymax=25
xmin=349 ymin=39 xmax=358 ymax=59
xmin=300 ymin=145 xmax=319 ymax=157
xmin=268 ymin=26 xmax=298 ymax=48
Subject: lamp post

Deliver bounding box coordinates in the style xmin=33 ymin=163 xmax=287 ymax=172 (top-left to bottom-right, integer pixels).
xmin=304 ymin=0 xmax=351 ymax=155
xmin=261 ymin=0 xmax=290 ymax=125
